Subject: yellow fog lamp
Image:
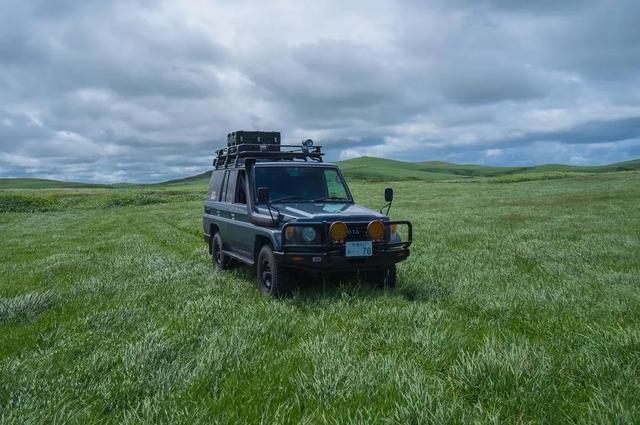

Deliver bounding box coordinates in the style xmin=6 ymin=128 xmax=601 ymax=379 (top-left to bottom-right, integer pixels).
xmin=329 ymin=221 xmax=348 ymax=242
xmin=367 ymin=220 xmax=385 ymax=241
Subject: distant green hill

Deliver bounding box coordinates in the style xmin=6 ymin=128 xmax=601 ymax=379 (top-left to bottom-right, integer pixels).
xmin=418 ymin=159 xmax=640 ymax=177
xmin=1 ymin=158 xmax=638 ymax=188
xmin=417 ymin=161 xmax=525 ymax=177
xmin=158 ymin=171 xmax=212 ymax=186
xmin=0 ymin=178 xmax=108 ymax=189
xmin=341 ymin=157 xmax=639 ymax=181
xmin=338 ymin=157 xmax=465 ymax=181
xmin=156 ymin=157 xmax=465 ymax=185
xmin=525 ymin=159 xmax=640 ymax=174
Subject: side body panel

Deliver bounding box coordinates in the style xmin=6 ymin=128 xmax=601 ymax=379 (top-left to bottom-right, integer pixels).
xmin=204 ymin=167 xmax=281 ymax=264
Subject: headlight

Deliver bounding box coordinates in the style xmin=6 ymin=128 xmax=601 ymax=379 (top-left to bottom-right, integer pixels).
xmin=285 ymin=226 xmax=296 ymax=241
xmin=301 ymin=227 xmax=317 ymax=243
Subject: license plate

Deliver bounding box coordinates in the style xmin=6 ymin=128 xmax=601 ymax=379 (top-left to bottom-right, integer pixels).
xmin=345 ymin=241 xmax=372 ymax=257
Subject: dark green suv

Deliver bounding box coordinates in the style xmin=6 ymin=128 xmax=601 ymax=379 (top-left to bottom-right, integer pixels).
xmin=203 ymin=131 xmax=412 ymax=296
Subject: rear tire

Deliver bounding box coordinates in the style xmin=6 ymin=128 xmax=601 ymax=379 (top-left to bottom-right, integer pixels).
xmin=366 ymin=265 xmax=397 ymax=288
xmin=257 ymin=245 xmax=290 ymax=296
xmin=211 ymin=233 xmax=228 ymax=270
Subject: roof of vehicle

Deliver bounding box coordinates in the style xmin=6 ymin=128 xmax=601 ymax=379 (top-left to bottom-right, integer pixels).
xmin=254 ymin=161 xmax=337 ymax=167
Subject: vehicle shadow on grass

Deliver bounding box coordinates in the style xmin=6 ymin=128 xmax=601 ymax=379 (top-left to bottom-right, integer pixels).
xmin=289 ymin=271 xmax=450 ymax=304
xmin=230 ymin=265 xmax=449 ymax=303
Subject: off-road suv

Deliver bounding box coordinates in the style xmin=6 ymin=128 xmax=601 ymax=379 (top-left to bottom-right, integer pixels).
xmin=203 ymin=131 xmax=412 ymax=296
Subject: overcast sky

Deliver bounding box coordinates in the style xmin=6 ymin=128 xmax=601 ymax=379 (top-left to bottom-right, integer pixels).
xmin=1 ymin=0 xmax=639 ymax=182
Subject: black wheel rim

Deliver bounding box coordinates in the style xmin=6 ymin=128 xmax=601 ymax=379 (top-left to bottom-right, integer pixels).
xmin=261 ymin=259 xmax=272 ymax=289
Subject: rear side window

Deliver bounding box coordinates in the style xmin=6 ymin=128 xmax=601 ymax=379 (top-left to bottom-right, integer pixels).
xmin=208 ymin=170 xmax=224 ymax=201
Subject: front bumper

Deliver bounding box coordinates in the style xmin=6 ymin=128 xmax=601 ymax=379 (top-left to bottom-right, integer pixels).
xmin=276 ymin=219 xmax=412 ymax=272
xmin=274 ymin=246 xmax=410 ymax=271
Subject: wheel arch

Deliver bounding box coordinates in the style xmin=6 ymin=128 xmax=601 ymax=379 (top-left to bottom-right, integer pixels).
xmin=254 ymin=234 xmax=272 ymax=263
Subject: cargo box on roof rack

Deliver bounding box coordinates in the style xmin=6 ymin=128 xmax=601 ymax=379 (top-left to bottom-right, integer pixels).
xmin=213 ymin=131 xmax=323 ymax=169
xmin=227 ymin=131 xmax=281 ymax=148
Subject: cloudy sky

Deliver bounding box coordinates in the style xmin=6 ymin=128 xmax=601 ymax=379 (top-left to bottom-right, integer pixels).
xmin=1 ymin=0 xmax=639 ymax=182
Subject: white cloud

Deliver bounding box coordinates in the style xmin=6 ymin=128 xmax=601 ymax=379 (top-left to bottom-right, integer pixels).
xmin=0 ymin=0 xmax=639 ymax=182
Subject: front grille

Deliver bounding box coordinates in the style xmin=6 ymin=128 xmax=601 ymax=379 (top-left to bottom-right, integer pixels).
xmin=345 ymin=223 xmax=368 ymax=241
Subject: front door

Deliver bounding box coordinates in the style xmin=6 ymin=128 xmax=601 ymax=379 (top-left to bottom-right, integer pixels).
xmin=226 ymin=170 xmax=254 ymax=258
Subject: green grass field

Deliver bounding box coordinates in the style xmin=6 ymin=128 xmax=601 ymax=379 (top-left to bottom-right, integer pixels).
xmin=1 ymin=167 xmax=640 ymax=423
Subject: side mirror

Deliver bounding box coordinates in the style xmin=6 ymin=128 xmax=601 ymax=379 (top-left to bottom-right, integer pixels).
xmin=384 ymin=187 xmax=394 ymax=202
xmin=257 ymin=187 xmax=270 ymax=203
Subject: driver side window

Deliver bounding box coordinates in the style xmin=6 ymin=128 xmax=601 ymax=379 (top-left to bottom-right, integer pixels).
xmin=324 ymin=170 xmax=349 ymax=199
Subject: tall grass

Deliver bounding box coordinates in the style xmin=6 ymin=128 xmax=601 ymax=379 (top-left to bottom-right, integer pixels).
xmin=0 ymin=190 xmax=201 ymax=212
xmin=0 ymin=291 xmax=57 ymax=323
xmin=0 ymin=171 xmax=639 ymax=423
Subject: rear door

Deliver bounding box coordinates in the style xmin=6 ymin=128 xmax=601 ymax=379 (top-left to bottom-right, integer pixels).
xmin=216 ymin=170 xmax=235 ymax=249
xmin=216 ymin=169 xmax=248 ymax=257
xmin=204 ymin=170 xmax=227 ymax=240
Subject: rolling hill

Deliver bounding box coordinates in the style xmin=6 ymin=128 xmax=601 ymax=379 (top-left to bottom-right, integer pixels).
xmin=0 ymin=178 xmax=108 ymax=190
xmin=158 ymin=170 xmax=213 ymax=186
xmin=1 ymin=157 xmax=638 ymax=189
xmin=338 ymin=157 xmax=640 ymax=181
xmin=417 ymin=158 xmax=640 ymax=177
xmin=337 ymin=157 xmax=465 ymax=181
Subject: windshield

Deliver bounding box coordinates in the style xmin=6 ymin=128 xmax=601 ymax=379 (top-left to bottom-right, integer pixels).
xmin=254 ymin=166 xmax=351 ymax=203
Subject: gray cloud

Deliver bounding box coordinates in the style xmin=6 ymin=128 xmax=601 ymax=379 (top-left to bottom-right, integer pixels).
xmin=0 ymin=0 xmax=639 ymax=182
xmin=545 ymin=2 xmax=640 ymax=81
xmin=531 ymin=116 xmax=640 ymax=145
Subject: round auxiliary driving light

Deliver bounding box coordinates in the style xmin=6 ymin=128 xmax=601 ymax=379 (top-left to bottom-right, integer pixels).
xmin=329 ymin=221 xmax=348 ymax=242
xmin=367 ymin=220 xmax=385 ymax=241
xmin=301 ymin=227 xmax=317 ymax=243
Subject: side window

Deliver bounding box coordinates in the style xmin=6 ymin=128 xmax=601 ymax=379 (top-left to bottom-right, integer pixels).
xmin=225 ymin=170 xmax=237 ymax=203
xmin=219 ymin=171 xmax=229 ymax=202
xmin=208 ymin=170 xmax=224 ymax=201
xmin=235 ymin=171 xmax=247 ymax=204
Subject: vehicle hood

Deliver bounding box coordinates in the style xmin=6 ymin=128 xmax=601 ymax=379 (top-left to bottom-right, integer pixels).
xmin=270 ymin=202 xmax=386 ymax=222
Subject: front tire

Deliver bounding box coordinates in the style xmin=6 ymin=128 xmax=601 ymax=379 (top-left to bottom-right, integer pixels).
xmin=256 ymin=245 xmax=290 ymax=296
xmin=211 ymin=233 xmax=229 ymax=270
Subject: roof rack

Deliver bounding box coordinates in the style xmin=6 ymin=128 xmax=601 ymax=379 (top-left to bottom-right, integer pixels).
xmin=213 ymin=142 xmax=324 ymax=169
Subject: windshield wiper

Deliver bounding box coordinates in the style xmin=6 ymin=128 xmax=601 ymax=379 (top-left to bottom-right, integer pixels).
xmin=313 ymin=196 xmax=349 ymax=202
xmin=270 ymin=195 xmax=310 ymax=203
